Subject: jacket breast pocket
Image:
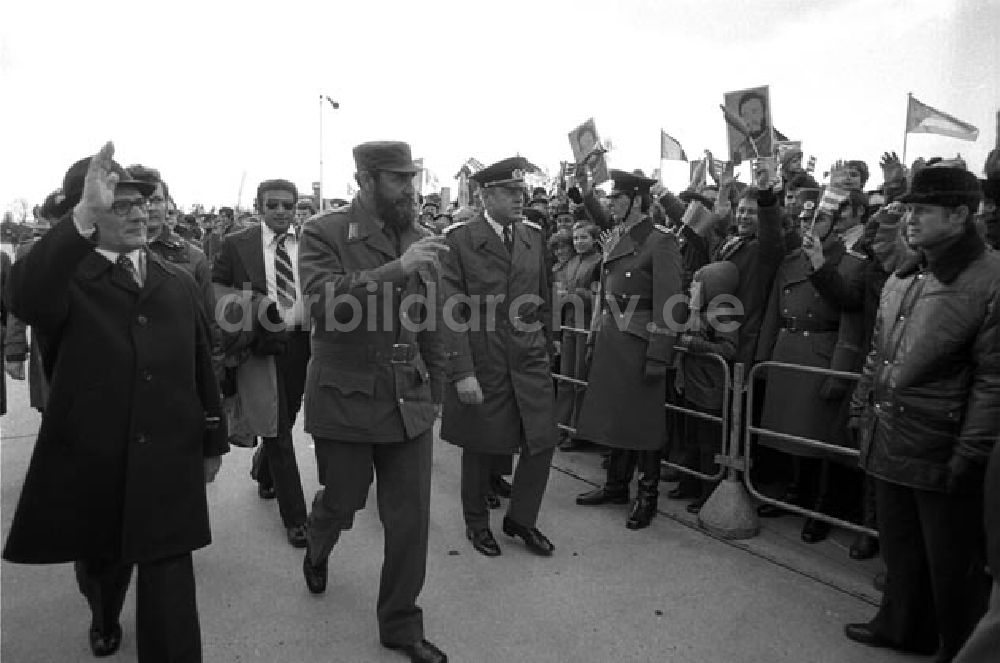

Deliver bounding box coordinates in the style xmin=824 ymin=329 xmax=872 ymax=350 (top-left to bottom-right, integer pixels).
xmin=310 ymin=365 xmax=376 ymax=431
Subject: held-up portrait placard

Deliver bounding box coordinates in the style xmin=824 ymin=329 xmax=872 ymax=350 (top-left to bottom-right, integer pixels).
xmin=722 ymin=85 xmax=774 ymax=164
xmin=568 ymin=117 xmax=610 ymax=185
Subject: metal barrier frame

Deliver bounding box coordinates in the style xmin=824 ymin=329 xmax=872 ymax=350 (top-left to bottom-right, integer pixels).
xmin=743 ymin=360 xmax=877 ymax=538
xmin=552 ymin=324 xmax=731 ymax=484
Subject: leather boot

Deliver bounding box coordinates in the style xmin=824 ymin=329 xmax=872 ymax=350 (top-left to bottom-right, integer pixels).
xmin=626 ymin=455 xmax=659 ymax=529
xmin=626 ymin=497 xmax=657 ymax=529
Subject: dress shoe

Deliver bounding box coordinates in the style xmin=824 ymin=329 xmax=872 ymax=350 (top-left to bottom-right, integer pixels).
xmin=502 ymin=517 xmax=554 ymax=556
xmin=286 ymin=524 xmax=308 ymax=548
xmin=383 ymin=638 xmax=448 ymax=663
xmin=626 ymin=498 xmax=657 ymax=530
xmin=686 ymin=498 xmax=707 ymax=515
xmin=800 ymin=518 xmax=831 ymax=544
xmin=485 ymin=492 xmax=501 ymax=509
xmin=466 ymin=528 xmax=501 ymax=557
xmin=489 ymin=475 xmax=512 ymax=498
xmin=89 ymin=623 xmax=122 ymax=657
xmin=843 ymin=623 xmax=936 ymax=656
xmin=666 ymin=486 xmax=698 ymax=500
xmin=849 ymin=534 xmax=880 ymax=560
xmin=258 ymin=483 xmax=277 ymax=499
xmin=302 ymin=550 xmax=328 ymax=594
xmin=576 ymin=486 xmax=628 ymax=506
xmin=844 ymin=623 xmax=893 ymax=648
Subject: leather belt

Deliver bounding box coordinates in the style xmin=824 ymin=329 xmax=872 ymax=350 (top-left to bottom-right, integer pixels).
xmin=312 ymin=342 xmax=419 ymax=364
xmin=604 ymin=295 xmax=652 ymax=311
xmin=780 ymin=316 xmax=838 ymax=333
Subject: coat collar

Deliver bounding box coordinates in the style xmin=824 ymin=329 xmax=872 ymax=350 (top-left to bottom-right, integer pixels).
xmin=467 ymin=214 xmax=515 ymax=262
xmin=345 ymin=198 xmax=425 ymax=259
xmin=896 ymin=224 xmax=986 ymax=284
xmin=76 ymin=247 xmax=174 ymax=297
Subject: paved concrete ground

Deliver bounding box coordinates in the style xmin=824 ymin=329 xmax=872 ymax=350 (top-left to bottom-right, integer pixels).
xmin=1 ymin=378 xmax=929 ymax=663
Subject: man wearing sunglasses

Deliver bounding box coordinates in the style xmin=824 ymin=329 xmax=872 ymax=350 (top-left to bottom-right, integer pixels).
xmin=212 ymin=179 xmax=311 ymax=549
xmin=3 ymin=142 xmax=227 ymax=660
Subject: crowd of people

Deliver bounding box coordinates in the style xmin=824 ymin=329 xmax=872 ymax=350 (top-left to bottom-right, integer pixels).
xmin=1 ymin=136 xmax=998 ymax=663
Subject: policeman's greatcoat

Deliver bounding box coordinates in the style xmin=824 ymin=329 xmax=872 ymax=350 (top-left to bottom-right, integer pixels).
xmin=439 ymin=214 xmax=557 ymax=455
xmin=575 ymin=217 xmax=683 ymax=451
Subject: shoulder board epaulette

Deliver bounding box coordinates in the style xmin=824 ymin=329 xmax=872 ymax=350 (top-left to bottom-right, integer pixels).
xmin=847 ymin=248 xmax=869 ymax=261
xmin=521 ymin=220 xmax=542 ymax=231
xmin=652 ymin=224 xmax=672 ymax=234
xmin=442 ymin=221 xmax=468 ymax=235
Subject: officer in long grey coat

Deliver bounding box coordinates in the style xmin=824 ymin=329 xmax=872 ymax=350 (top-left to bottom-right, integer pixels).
xmin=574 ymin=170 xmax=684 ymax=530
xmin=439 ymin=156 xmax=558 ymax=558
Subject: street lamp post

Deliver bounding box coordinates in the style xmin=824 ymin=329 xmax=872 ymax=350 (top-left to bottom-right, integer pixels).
xmin=319 ymin=95 xmax=339 ymax=210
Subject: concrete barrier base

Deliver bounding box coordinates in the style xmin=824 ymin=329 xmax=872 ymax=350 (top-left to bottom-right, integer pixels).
xmin=698 ymin=477 xmax=760 ymax=540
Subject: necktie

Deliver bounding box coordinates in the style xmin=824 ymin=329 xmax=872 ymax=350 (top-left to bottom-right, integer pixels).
xmin=274 ymin=234 xmax=296 ymax=308
xmin=117 ymin=254 xmax=141 ymax=287
xmin=502 ymin=224 xmax=513 ymax=253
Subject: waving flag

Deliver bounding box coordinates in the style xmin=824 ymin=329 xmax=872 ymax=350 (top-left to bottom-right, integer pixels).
xmin=906 ymin=93 xmax=979 ymax=141
xmin=660 ymin=131 xmax=687 ymax=161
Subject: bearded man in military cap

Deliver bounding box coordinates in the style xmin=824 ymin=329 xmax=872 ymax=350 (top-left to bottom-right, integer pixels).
xmin=298 ymin=140 xmax=449 ymax=663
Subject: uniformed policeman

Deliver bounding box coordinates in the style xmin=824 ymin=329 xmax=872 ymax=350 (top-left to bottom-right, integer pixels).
xmin=439 ymin=156 xmax=559 ymax=558
xmin=575 ymin=169 xmax=684 ymax=530
xmin=297 ymin=141 xmax=448 ymax=663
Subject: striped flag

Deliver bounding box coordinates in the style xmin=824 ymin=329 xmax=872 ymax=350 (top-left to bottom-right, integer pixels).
xmin=818 ymin=186 xmax=849 ymax=215
xmin=660 ymin=130 xmax=687 ymax=161
xmin=906 ymin=94 xmax=979 ymax=141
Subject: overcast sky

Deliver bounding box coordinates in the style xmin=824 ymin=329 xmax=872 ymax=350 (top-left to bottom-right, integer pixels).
xmin=1 ymin=0 xmax=997 ymax=213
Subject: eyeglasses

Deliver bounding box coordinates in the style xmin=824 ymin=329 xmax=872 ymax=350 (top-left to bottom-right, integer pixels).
xmin=110 ymin=199 xmax=150 ymax=216
xmin=265 ymin=201 xmax=295 ymax=211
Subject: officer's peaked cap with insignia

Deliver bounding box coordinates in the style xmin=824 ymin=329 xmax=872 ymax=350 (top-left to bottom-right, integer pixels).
xmin=353 ymin=141 xmax=420 ymax=174
xmin=470 ymin=156 xmax=533 ymax=188
xmin=610 ymin=169 xmax=657 ymax=196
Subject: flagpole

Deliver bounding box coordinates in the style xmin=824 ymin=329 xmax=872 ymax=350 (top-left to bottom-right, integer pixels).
xmin=902 ymin=92 xmax=911 ymax=165
xmin=318 ymin=94 xmax=324 ymax=211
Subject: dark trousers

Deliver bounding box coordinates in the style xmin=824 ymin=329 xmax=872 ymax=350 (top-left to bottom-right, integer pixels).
xmin=462 ymin=446 xmax=554 ymax=532
xmin=605 ymin=448 xmax=661 ymax=499
xmin=306 ymin=430 xmax=433 ymax=646
xmin=955 ymin=581 xmax=1000 ymax=663
xmin=871 ymin=479 xmax=990 ymax=660
xmin=252 ymin=331 xmax=310 ymax=527
xmin=74 ymin=553 xmax=201 ymax=663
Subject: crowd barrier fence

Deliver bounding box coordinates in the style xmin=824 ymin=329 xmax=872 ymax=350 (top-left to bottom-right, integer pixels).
xmin=552 ymin=324 xmax=876 ymax=540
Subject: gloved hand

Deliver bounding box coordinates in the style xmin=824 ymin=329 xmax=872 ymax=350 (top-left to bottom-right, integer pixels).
xmin=643 ymin=359 xmax=668 ymax=381
xmin=945 ymin=454 xmax=983 ymax=494
xmin=846 ymin=414 xmax=865 ymax=449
